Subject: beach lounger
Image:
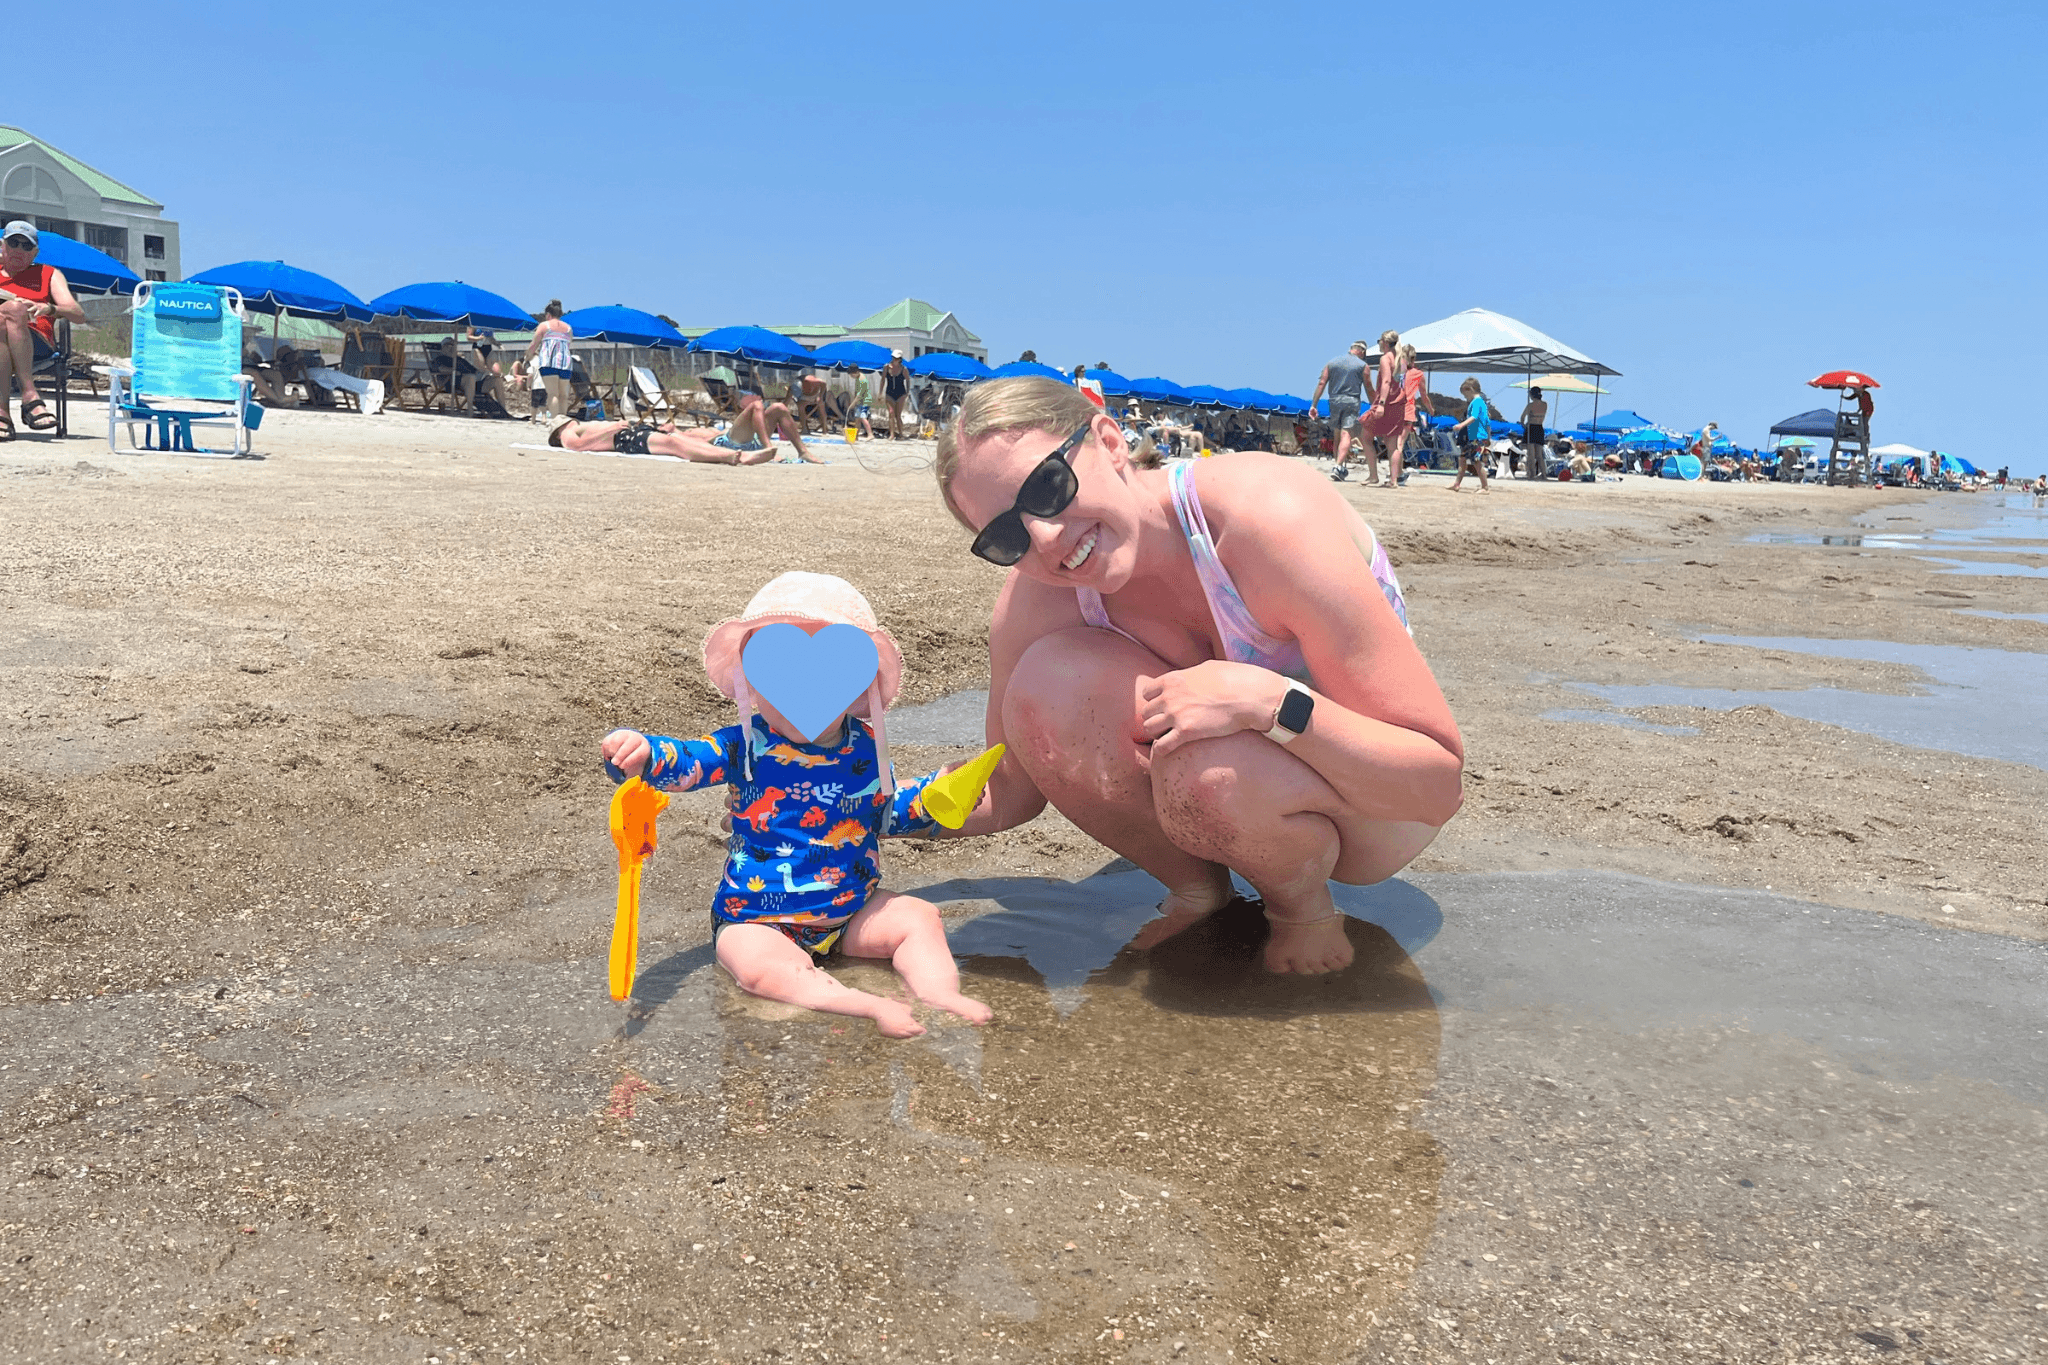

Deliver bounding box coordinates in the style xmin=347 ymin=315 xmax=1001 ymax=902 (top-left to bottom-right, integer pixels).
xmin=622 ymin=366 xmax=675 ymax=424
xmin=98 ymin=282 xmax=255 ymax=457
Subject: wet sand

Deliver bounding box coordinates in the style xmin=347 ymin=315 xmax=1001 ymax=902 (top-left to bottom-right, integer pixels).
xmin=1 ymin=410 xmax=2043 ymax=1362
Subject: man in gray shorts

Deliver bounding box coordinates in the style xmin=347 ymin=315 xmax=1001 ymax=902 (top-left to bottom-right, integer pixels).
xmin=1309 ymin=340 xmax=1369 ymax=481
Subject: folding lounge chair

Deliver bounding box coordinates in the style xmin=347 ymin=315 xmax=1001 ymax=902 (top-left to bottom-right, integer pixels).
xmin=622 ymin=366 xmax=674 ymax=424
xmin=99 ymin=282 xmax=256 ymax=457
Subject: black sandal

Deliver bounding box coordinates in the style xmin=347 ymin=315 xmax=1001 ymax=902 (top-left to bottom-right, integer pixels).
xmin=19 ymin=397 xmax=56 ymax=431
xmin=0 ymin=410 xmax=13 ymax=441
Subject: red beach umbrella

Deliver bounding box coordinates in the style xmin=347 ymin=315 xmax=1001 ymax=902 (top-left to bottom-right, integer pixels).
xmin=1809 ymin=370 xmax=1880 ymax=390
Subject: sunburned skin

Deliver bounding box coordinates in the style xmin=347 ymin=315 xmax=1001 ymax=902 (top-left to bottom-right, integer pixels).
xmin=943 ymin=411 xmax=1464 ymax=976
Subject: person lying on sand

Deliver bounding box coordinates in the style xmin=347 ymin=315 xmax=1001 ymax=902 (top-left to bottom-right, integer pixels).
xmin=598 ymin=572 xmax=992 ymax=1038
xmin=548 ymin=415 xmax=780 ymax=464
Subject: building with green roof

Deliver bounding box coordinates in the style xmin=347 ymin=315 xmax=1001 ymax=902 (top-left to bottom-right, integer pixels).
xmin=0 ymin=126 xmax=179 ymax=281
xmin=841 ymin=298 xmax=985 ymax=361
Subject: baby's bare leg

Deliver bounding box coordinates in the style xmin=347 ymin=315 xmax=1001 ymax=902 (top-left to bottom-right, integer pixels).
xmin=841 ymin=890 xmax=991 ymax=1025
xmin=715 ymin=923 xmax=922 ymax=1037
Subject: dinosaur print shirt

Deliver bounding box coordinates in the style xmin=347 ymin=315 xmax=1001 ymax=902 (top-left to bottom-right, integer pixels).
xmin=641 ymin=715 xmax=941 ymax=930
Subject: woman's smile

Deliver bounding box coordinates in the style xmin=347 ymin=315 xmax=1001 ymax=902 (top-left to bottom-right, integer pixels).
xmin=1059 ymin=524 xmax=1100 ymax=572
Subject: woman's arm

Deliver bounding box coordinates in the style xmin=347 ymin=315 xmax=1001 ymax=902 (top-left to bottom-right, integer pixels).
xmin=1143 ymin=460 xmax=1463 ymax=825
xmin=925 ymin=572 xmax=1076 ymax=838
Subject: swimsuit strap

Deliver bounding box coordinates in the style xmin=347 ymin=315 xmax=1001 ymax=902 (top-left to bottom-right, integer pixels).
xmin=1167 ymin=462 xmax=1304 ymax=671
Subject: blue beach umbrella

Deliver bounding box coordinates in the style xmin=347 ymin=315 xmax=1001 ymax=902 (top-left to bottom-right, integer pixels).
xmin=1179 ymin=385 xmax=1240 ymax=408
xmin=1128 ymin=377 xmax=1190 ymax=404
xmin=810 ymin=339 xmax=895 ymax=370
xmin=367 ymin=281 xmax=532 ymax=331
xmin=184 ymin=260 xmax=372 ymax=321
xmin=1619 ymin=428 xmax=1679 ymax=452
xmin=1225 ymin=387 xmax=1283 ymax=411
xmin=561 ymin=305 xmax=689 ymax=348
xmin=692 ymin=325 xmax=812 ymax=363
xmin=32 ymin=232 xmax=140 ymax=295
xmin=1081 ymin=368 xmax=1132 ymax=396
xmin=990 ymin=360 xmax=1072 ymax=381
xmin=906 ymin=352 xmax=994 ymax=382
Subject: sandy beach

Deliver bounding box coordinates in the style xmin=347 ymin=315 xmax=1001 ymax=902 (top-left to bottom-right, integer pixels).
xmin=2 ymin=411 xmax=2044 ymax=1362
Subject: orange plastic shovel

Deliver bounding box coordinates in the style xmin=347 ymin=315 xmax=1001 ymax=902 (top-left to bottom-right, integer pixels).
xmin=607 ymin=777 xmax=669 ymax=1002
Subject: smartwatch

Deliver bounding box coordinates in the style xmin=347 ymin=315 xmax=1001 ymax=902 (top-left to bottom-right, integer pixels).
xmin=1265 ymin=682 xmax=1315 ymax=744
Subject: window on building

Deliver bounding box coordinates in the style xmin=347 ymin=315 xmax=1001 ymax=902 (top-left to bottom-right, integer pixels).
xmin=3 ymin=165 xmax=65 ymax=206
xmin=146 ymin=270 xmax=167 ymax=282
xmin=33 ymin=216 xmax=76 ymax=240
xmin=143 ymin=235 xmax=165 ymax=260
xmin=83 ymin=224 xmax=128 ymax=262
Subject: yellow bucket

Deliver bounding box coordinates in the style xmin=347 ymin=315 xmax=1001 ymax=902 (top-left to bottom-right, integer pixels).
xmin=845 ymin=424 xmax=858 ymax=445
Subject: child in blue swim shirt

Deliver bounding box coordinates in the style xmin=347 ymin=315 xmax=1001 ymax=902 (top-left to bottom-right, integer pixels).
xmin=600 ymin=572 xmax=992 ymax=1039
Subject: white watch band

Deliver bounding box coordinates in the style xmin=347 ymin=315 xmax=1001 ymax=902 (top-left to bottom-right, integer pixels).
xmin=1264 ymin=683 xmax=1310 ymax=744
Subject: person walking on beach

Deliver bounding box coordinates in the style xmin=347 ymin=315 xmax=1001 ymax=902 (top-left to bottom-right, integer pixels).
xmin=847 ymin=365 xmax=876 ymax=439
xmin=1356 ymin=333 xmax=1420 ymax=488
xmin=1519 ymin=386 xmax=1548 ymax=479
xmin=1308 ymin=340 xmax=1369 ymax=481
xmin=880 ymin=351 xmax=912 ymax=439
xmin=521 ymin=300 xmax=575 ymax=421
xmin=1449 ymin=378 xmax=1491 ymax=493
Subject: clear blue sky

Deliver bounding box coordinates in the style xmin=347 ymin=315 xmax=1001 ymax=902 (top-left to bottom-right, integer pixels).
xmin=42 ymin=0 xmax=2045 ymax=472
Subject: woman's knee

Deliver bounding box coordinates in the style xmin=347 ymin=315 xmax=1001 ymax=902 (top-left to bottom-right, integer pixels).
xmin=1004 ymin=628 xmax=1129 ymax=746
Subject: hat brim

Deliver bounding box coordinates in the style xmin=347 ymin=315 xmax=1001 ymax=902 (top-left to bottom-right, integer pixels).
xmin=702 ymin=614 xmax=903 ymax=713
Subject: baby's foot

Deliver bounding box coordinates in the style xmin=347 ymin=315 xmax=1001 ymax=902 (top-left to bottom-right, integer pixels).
xmin=921 ymin=991 xmax=992 ymax=1025
xmin=1263 ymin=913 xmax=1354 ymax=975
xmin=868 ymin=999 xmax=925 ymax=1038
xmin=1128 ymin=878 xmax=1234 ymax=951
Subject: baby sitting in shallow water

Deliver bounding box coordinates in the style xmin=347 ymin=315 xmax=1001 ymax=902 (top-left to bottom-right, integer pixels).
xmin=599 ymin=572 xmax=990 ymax=1038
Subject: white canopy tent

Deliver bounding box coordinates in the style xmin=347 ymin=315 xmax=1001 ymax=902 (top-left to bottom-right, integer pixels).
xmin=1869 ymin=442 xmax=1929 ymax=459
xmin=1369 ymin=308 xmax=1619 ymax=478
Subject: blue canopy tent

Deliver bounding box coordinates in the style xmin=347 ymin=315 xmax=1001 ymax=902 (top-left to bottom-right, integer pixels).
xmin=1619 ymin=427 xmax=1680 ymax=453
xmin=1769 ymin=408 xmax=1840 ymax=439
xmin=34 ymin=232 xmax=141 ymax=295
xmin=691 ymin=325 xmax=813 ymax=364
xmin=367 ymin=281 xmax=532 ymax=331
xmin=990 ymin=360 xmax=1071 ymax=381
xmin=810 ymin=339 xmax=895 ymax=370
xmin=905 ymin=352 xmax=994 ymax=382
xmin=1574 ymin=408 xmax=1656 ymax=435
xmin=1179 ymin=384 xmax=1241 ymax=408
xmin=559 ymin=305 xmax=689 ymax=348
xmin=1128 ymin=376 xmax=1191 ymax=403
xmin=184 ymin=260 xmax=372 ymax=321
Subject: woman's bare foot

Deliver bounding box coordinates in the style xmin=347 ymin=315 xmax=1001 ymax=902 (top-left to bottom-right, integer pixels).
xmin=1128 ymin=874 xmax=1235 ymax=951
xmin=1263 ymin=912 xmax=1354 ymax=975
xmin=867 ymin=998 xmax=925 ymax=1038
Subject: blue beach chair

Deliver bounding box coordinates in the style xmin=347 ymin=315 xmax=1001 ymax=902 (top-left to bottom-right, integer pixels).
xmin=99 ymin=282 xmax=258 ymax=457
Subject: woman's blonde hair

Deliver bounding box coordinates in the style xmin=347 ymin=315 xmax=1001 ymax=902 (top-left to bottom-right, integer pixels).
xmin=1397 ymin=342 xmax=1417 ymax=365
xmin=934 ymin=376 xmax=1152 ymax=527
xmin=1379 ymin=329 xmax=1399 ymax=353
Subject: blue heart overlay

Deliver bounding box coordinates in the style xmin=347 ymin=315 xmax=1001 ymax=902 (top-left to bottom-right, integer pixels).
xmin=742 ymin=623 xmax=881 ymax=742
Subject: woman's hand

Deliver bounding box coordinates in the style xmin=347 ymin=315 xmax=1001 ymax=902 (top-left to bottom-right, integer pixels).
xmin=601 ymin=729 xmax=651 ymax=779
xmin=1135 ymin=661 xmax=1289 ymax=762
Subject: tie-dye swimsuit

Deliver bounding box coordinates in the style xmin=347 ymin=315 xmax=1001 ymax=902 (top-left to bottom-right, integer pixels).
xmin=1076 ymin=460 xmax=1410 ymax=682
xmin=639 ymin=715 xmax=941 ymax=955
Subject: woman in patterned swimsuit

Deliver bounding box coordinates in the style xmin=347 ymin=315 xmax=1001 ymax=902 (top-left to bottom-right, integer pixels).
xmin=547 ymin=416 xmax=777 ymax=464
xmin=932 ymin=378 xmax=1464 ymax=976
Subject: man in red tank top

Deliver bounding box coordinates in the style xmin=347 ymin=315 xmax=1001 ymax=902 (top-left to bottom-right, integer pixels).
xmin=1 ymin=220 xmax=86 ymax=437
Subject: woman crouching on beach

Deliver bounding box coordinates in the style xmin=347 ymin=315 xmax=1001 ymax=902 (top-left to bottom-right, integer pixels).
xmin=933 ymin=377 xmax=1464 ymax=975
xmin=547 ymin=415 xmax=778 ymax=465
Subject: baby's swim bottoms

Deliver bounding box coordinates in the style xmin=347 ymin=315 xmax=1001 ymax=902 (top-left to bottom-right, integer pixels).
xmin=715 ymin=915 xmax=848 ymax=958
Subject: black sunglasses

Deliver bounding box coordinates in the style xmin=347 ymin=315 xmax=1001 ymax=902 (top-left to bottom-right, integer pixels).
xmin=3 ymin=236 xmax=33 ymax=250
xmin=970 ymin=421 xmax=1093 ymax=566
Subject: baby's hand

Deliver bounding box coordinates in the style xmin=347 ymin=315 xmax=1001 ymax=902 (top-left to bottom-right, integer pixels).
xmin=601 ymin=729 xmax=651 ymax=781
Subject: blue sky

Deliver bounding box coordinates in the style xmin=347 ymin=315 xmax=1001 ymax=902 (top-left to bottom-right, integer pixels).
xmin=41 ymin=1 xmax=2045 ymax=471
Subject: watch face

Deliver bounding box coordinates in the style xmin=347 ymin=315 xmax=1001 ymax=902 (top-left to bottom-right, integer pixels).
xmin=1277 ymin=687 xmax=1314 ymax=734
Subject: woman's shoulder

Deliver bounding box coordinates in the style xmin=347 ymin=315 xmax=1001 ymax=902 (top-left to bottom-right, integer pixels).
xmin=1193 ymin=453 xmax=1334 ymax=526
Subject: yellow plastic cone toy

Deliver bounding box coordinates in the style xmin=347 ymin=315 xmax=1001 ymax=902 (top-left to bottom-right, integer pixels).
xmin=918 ymin=743 xmax=1005 ymax=830
xmin=607 ymin=777 xmax=669 ymax=1001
